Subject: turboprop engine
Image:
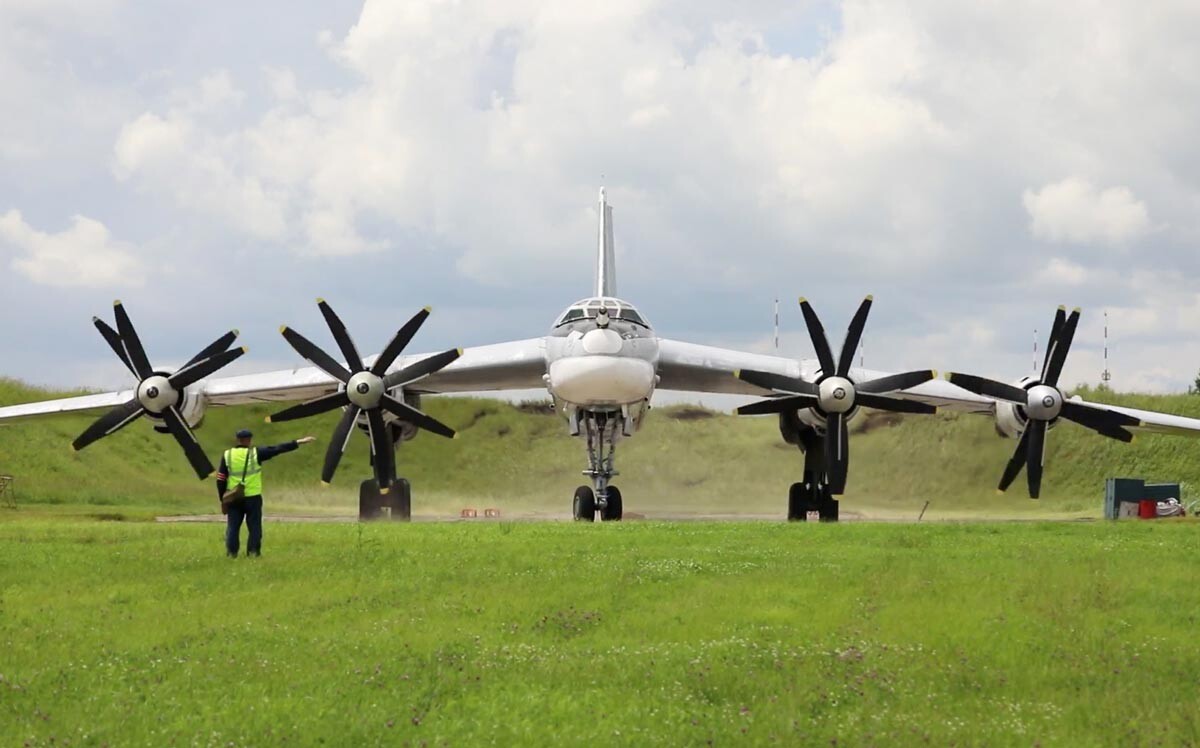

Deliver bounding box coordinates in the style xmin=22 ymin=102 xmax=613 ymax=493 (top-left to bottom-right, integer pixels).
xmin=735 ymin=296 xmax=937 ymax=493
xmin=268 ymin=299 xmax=462 ymax=493
xmin=776 ymin=404 xmax=861 ymax=446
xmin=948 ymin=306 xmax=1139 ymax=498
xmin=151 ymin=386 xmax=208 ymax=433
xmin=73 ymin=301 xmax=246 ymax=478
xmin=992 ymin=376 xmax=1037 ymax=439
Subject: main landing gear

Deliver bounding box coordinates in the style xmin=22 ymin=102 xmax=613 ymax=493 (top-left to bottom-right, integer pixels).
xmin=789 ymin=429 xmax=840 ymax=522
xmin=358 ymin=425 xmax=412 ymax=521
xmin=571 ymin=410 xmax=624 ymax=522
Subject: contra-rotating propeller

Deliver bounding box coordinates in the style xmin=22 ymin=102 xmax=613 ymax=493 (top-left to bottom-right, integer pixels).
xmin=268 ymin=300 xmax=462 ymax=493
xmin=734 ymin=296 xmax=938 ymax=494
xmin=946 ymin=306 xmax=1140 ymax=499
xmin=74 ymin=301 xmax=246 ymax=479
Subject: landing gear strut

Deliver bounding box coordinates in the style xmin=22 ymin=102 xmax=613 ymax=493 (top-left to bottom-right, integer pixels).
xmin=358 ymin=425 xmax=412 ymax=521
xmin=789 ymin=429 xmax=839 ymax=522
xmin=572 ymin=410 xmax=624 ymax=521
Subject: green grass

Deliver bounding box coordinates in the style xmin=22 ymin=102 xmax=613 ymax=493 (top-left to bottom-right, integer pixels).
xmin=2 ymin=520 xmax=1199 ymax=746
xmin=2 ymin=378 xmax=1200 ymax=519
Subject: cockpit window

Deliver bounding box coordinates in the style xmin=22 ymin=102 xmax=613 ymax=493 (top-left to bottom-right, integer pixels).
xmin=555 ymin=299 xmax=652 ymax=329
xmin=621 ymin=309 xmax=647 ymax=326
xmin=558 ymin=308 xmax=586 ymax=325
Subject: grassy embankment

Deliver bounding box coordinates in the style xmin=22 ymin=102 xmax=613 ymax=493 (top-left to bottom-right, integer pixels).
xmin=1 ymin=520 xmax=1198 ymax=746
xmin=1 ymin=378 xmax=1199 ymax=519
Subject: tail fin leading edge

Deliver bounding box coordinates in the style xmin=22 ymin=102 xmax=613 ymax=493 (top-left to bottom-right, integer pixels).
xmin=596 ymin=187 xmax=617 ymax=297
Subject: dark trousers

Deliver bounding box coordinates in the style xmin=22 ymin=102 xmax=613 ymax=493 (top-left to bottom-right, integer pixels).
xmin=225 ymin=496 xmax=264 ymax=556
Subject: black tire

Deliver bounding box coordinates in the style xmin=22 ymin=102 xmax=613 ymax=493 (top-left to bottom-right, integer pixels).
xmin=359 ymin=479 xmax=384 ymax=521
xmin=602 ymin=485 xmax=623 ymax=521
xmin=389 ymin=478 xmax=412 ymax=522
xmin=788 ymin=482 xmax=806 ymax=522
xmin=819 ymin=491 xmax=839 ymax=523
xmin=573 ymin=486 xmax=596 ymax=522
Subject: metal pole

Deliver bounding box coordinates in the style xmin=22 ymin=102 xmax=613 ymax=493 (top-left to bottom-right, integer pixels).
xmin=1101 ymin=310 xmax=1112 ymax=384
xmin=773 ymin=298 xmax=779 ymax=352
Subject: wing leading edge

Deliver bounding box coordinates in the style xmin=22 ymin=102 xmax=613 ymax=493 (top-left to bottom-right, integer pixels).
xmin=0 ymin=338 xmax=548 ymax=422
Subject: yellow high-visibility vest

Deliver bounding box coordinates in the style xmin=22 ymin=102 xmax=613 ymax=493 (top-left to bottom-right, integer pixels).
xmin=225 ymin=447 xmax=263 ymax=496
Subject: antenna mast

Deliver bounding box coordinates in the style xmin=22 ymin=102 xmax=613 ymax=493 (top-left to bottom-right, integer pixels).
xmin=773 ymin=298 xmax=779 ymax=352
xmin=1101 ymin=310 xmax=1112 ymax=385
xmin=1033 ymin=328 xmax=1038 ymax=374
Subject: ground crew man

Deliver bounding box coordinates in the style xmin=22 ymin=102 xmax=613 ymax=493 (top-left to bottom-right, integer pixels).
xmin=216 ymin=429 xmax=315 ymax=557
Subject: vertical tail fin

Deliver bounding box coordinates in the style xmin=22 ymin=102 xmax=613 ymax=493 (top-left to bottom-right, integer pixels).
xmin=596 ymin=187 xmax=617 ymax=297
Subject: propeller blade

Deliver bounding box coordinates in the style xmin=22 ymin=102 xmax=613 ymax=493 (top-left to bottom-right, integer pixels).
xmin=1059 ymin=400 xmax=1139 ymax=437
xmin=854 ymin=393 xmax=937 ymax=414
xmin=1042 ymin=308 xmax=1080 ymax=388
xmin=824 ymin=413 xmax=848 ymax=494
xmin=317 ymin=299 xmax=365 ymax=374
xmin=734 ymin=369 xmax=818 ymax=396
xmin=837 ymin=296 xmax=873 ymax=377
xmin=161 ymin=405 xmax=214 ymax=479
xmin=112 ymin=300 xmax=153 ymax=379
xmin=383 ymin=348 xmax=463 ymax=389
xmin=799 ymin=298 xmax=836 ymax=377
xmin=280 ymin=326 xmax=353 ymax=383
xmin=371 ymin=307 xmax=431 ymax=377
xmin=183 ymin=330 xmax=240 ymax=370
xmin=736 ymin=394 xmax=819 ymax=416
xmin=1026 ymin=419 xmax=1047 ymax=499
xmin=857 ymin=369 xmax=937 ymax=394
xmin=1040 ymin=306 xmax=1066 ymax=379
xmin=169 ymin=347 xmax=247 ymax=390
xmin=380 ymin=395 xmax=457 ymax=439
xmin=997 ymin=427 xmax=1032 ymax=492
xmin=365 ymin=407 xmax=393 ymax=493
xmin=267 ymin=391 xmax=350 ymax=423
xmin=93 ymin=318 xmax=135 ymax=376
xmin=946 ymin=373 xmax=1028 ymax=404
xmin=72 ymin=399 xmax=145 ymax=451
xmin=321 ymin=405 xmax=361 ymax=484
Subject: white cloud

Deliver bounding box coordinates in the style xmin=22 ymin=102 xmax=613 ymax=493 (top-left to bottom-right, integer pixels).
xmin=1023 ymin=178 xmax=1151 ymax=246
xmin=6 ymin=0 xmax=1200 ymax=393
xmin=113 ymin=112 xmax=289 ymax=241
xmin=0 ymin=210 xmax=144 ymax=287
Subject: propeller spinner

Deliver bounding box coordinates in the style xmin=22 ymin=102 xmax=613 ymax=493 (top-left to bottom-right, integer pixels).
xmin=268 ymin=300 xmax=461 ymax=493
xmin=74 ymin=301 xmax=246 ymax=479
xmin=735 ymin=296 xmax=938 ymax=494
xmin=946 ymin=306 xmax=1140 ymax=498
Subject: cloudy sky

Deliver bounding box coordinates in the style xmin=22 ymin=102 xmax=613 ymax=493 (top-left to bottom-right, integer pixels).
xmin=3 ymin=0 xmax=1199 ymax=399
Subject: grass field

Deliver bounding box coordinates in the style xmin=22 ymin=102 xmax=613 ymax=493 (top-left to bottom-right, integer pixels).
xmin=2 ymin=520 xmax=1199 ymax=746
xmin=3 ymin=378 xmax=1200 ymax=520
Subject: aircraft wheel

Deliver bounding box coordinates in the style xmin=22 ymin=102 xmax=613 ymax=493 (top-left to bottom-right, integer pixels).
xmin=390 ymin=478 xmax=412 ymax=522
xmin=601 ymin=485 xmax=623 ymax=521
xmin=359 ymin=479 xmax=384 ymax=521
xmin=573 ymin=486 xmax=596 ymax=522
xmin=787 ymin=482 xmax=806 ymax=522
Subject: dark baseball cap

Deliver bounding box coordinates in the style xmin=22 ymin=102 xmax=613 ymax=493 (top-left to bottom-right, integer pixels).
xmin=235 ymin=429 xmax=253 ymax=439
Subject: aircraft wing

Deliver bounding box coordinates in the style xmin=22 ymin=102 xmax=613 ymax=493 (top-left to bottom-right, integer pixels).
xmin=1052 ymin=397 xmax=1200 ymax=437
xmin=0 ymin=338 xmax=548 ymax=421
xmin=655 ymin=338 xmax=995 ymax=412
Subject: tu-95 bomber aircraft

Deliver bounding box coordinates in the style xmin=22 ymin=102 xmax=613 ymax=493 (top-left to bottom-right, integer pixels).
xmin=3 ymin=188 xmax=1200 ymax=521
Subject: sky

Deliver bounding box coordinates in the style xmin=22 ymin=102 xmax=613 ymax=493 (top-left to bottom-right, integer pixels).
xmin=2 ymin=0 xmax=1200 ymax=402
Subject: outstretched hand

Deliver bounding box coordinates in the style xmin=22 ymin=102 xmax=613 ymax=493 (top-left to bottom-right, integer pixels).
xmin=296 ymin=436 xmax=317 ymax=445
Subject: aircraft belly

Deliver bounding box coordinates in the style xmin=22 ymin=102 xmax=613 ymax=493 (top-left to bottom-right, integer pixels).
xmin=548 ymin=356 xmax=655 ymax=407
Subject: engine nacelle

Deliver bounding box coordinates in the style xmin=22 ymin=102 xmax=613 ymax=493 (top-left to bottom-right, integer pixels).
xmin=777 ymin=405 xmax=859 ymax=445
xmin=151 ymin=387 xmax=207 ymax=433
xmin=993 ymin=399 xmax=1026 ymax=439
xmin=353 ymin=387 xmax=423 ymax=444
xmin=991 ymin=376 xmax=1059 ymax=439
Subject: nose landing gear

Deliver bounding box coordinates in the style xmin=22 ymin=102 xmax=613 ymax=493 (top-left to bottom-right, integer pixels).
xmin=572 ymin=409 xmax=624 ymax=522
